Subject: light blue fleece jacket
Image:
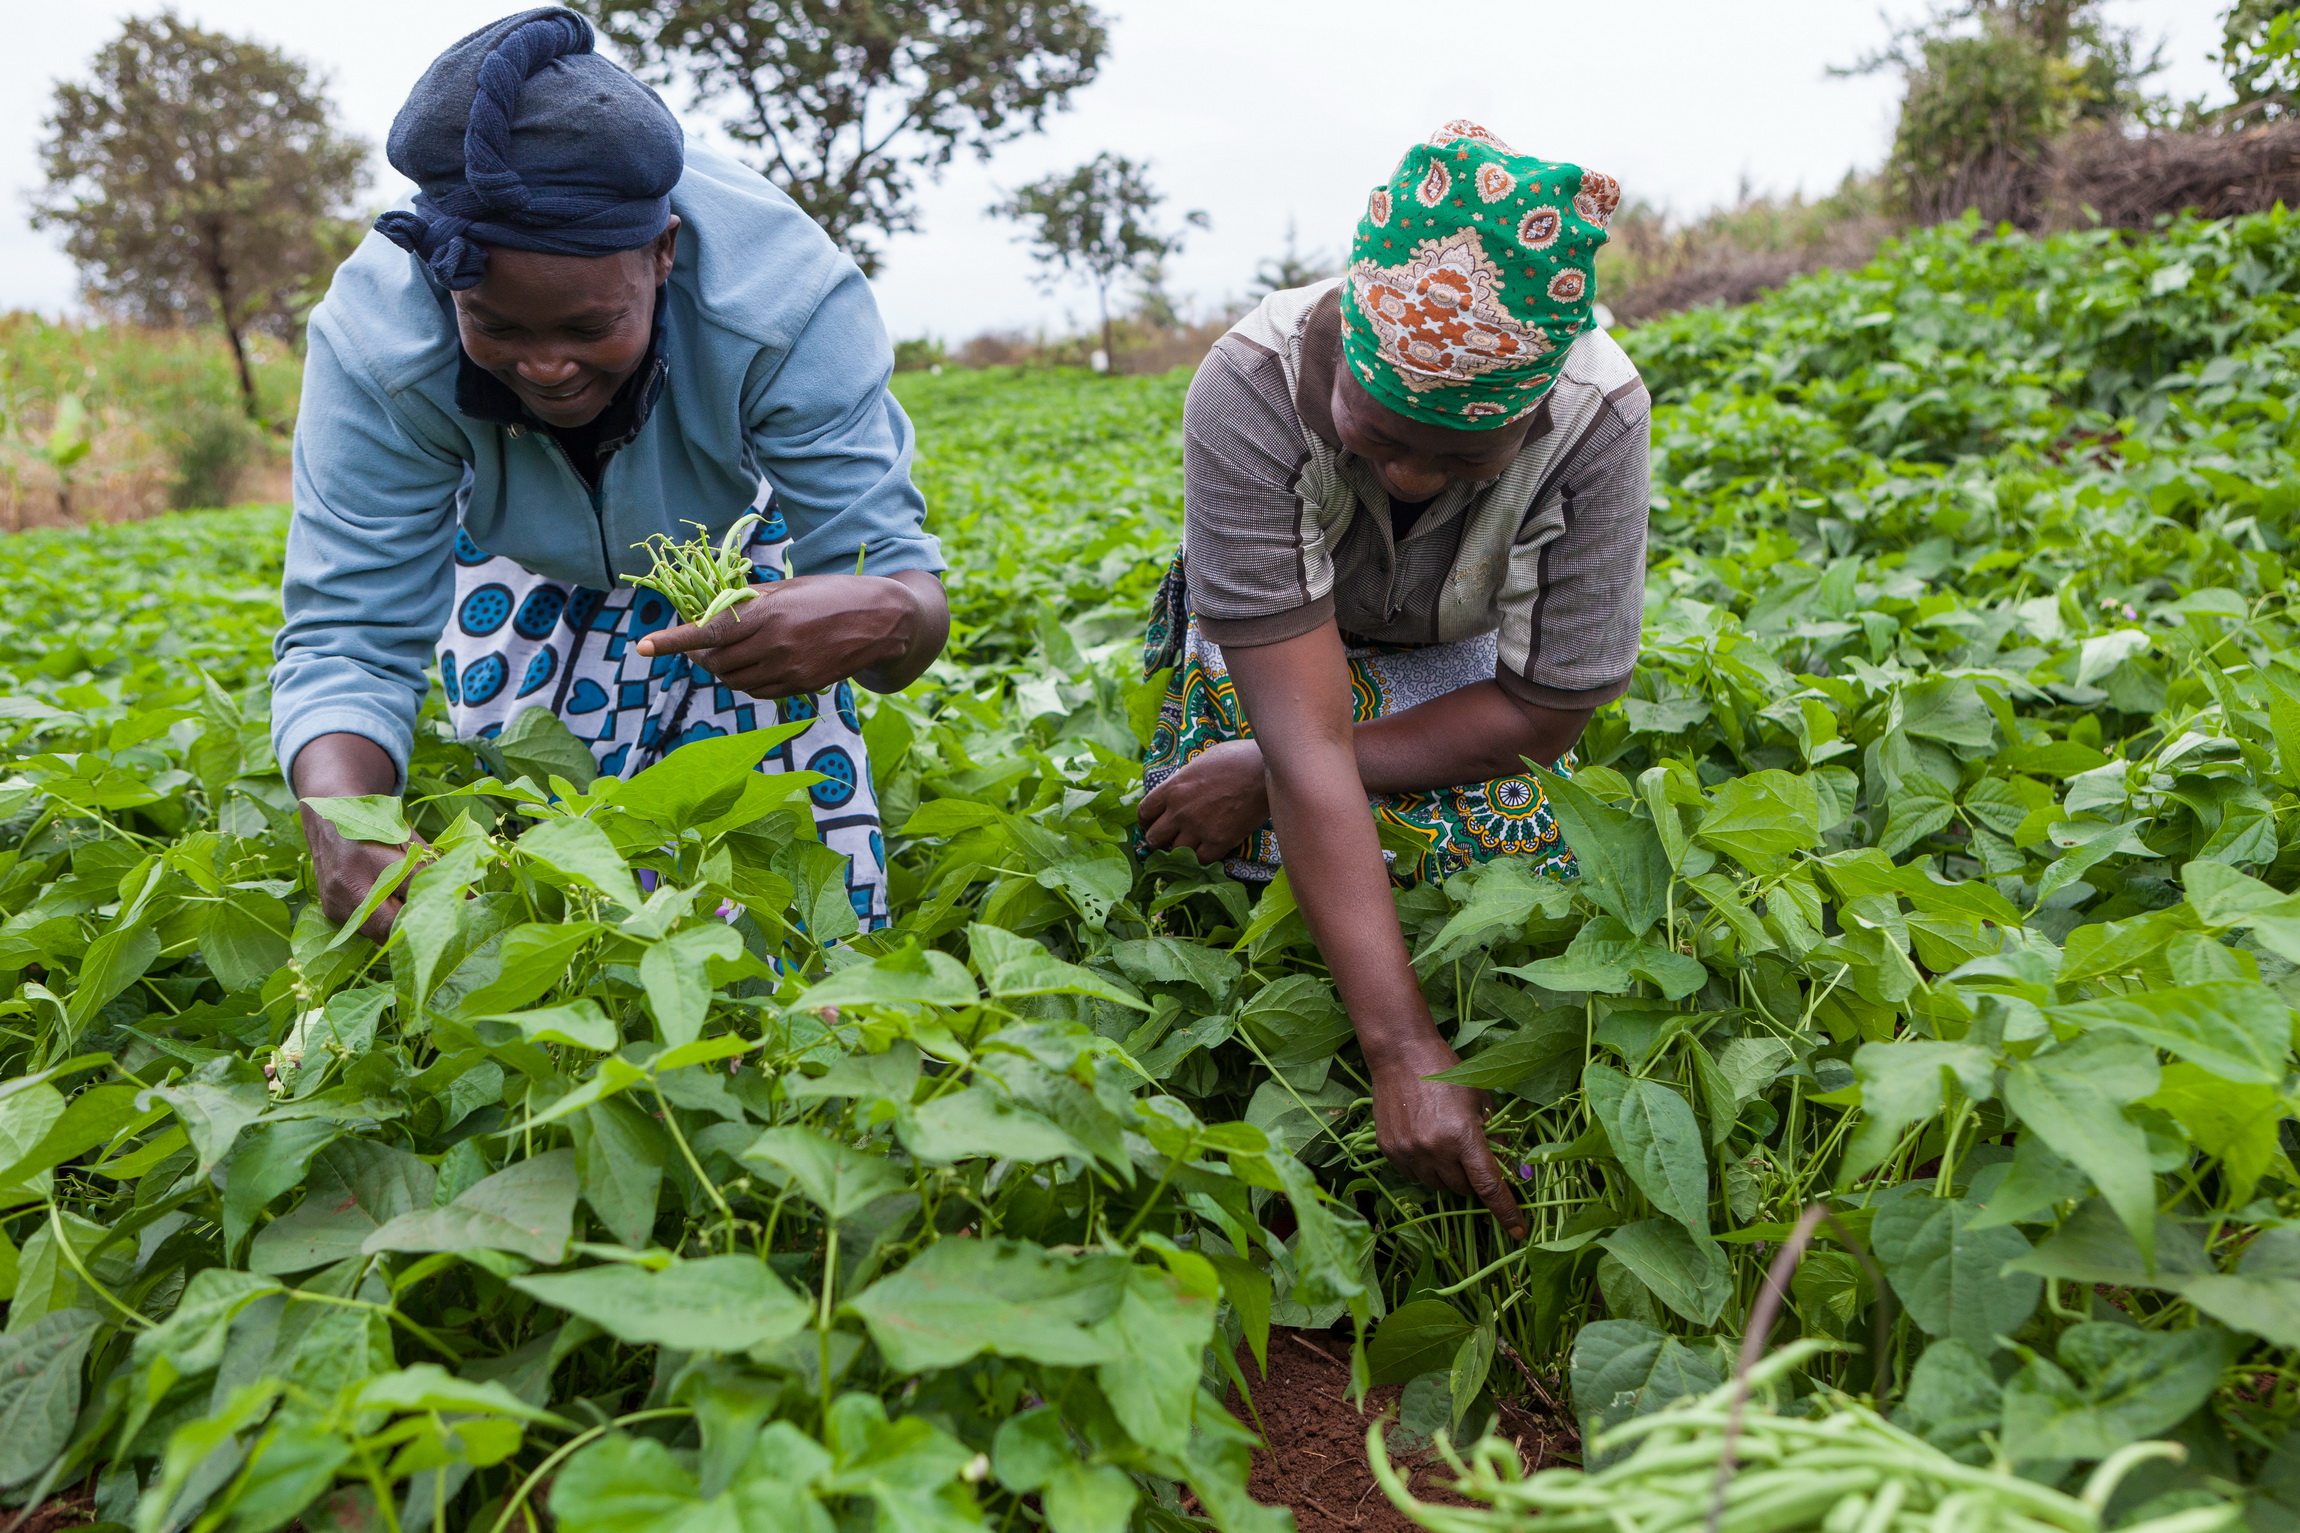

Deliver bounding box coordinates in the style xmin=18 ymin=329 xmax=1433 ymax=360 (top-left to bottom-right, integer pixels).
xmin=270 ymin=139 xmax=942 ymax=782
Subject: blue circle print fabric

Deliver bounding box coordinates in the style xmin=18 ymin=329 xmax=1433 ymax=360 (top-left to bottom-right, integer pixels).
xmin=436 ymin=483 xmax=889 ymax=927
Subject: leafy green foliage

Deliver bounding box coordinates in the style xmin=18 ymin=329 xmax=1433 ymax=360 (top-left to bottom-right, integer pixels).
xmin=10 ymin=208 xmax=2300 ymax=1524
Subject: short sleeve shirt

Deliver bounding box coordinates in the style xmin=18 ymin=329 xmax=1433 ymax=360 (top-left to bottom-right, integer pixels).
xmin=1180 ymin=279 xmax=1650 ymax=709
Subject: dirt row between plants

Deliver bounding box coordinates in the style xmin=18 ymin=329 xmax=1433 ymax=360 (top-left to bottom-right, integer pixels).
xmin=1228 ymin=1327 xmax=1578 ymax=1533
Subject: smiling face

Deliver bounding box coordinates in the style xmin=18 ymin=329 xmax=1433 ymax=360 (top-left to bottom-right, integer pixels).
xmin=451 ymin=219 xmax=681 ymax=429
xmin=1329 ymin=358 xmax=1536 ymax=502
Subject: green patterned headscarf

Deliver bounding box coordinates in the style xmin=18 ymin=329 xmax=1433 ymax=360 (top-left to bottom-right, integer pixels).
xmin=1340 ymin=121 xmax=1617 ymax=430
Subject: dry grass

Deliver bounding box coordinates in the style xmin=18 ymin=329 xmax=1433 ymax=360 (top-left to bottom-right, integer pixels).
xmin=2045 ymin=120 xmax=2300 ymax=226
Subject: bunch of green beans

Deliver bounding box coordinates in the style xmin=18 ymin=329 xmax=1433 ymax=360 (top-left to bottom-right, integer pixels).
xmin=1371 ymin=1343 xmax=2238 ymax=1533
xmin=624 ymin=513 xmax=764 ymax=626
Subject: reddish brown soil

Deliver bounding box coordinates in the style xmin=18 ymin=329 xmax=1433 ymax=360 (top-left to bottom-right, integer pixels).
xmin=1226 ymin=1328 xmax=1576 ymax=1533
xmin=11 ymin=1485 xmax=96 ymax=1533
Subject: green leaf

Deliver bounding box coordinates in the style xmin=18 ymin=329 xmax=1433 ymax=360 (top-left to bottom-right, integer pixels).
xmin=69 ymin=921 xmax=160 ymax=1030
xmin=1869 ymin=1191 xmax=2038 ymax=1354
xmin=1880 ymin=773 xmax=1957 ymax=858
xmin=301 ymin=794 xmax=410 ymax=845
xmin=477 ymin=705 xmax=598 ymax=791
xmin=1841 ymin=1041 xmax=1996 ymax=1181
xmin=1693 ymin=769 xmax=1820 ymax=873
xmin=1235 ymin=975 xmax=1354 ymax=1072
xmin=358 ymin=1363 xmax=567 ymax=1423
xmin=2004 ymin=1040 xmax=2160 ymax=1266
xmin=617 ymin=722 xmax=810 ymax=831
xmin=969 ymin=923 xmax=1148 ymax=1009
xmin=249 ymin=1140 xmax=437 ymax=1275
xmin=151 ymin=1072 xmax=269 ymax=1176
xmin=1366 ymin=1298 xmax=1474 ymax=1387
xmin=1207 ymin=1251 xmax=1271 ymax=1375
xmin=639 ymin=924 xmax=745 ymax=1047
xmin=1534 ymin=767 xmax=1671 ymax=937
xmin=899 ymin=1086 xmax=1091 ymax=1166
xmin=1042 ymin=1463 xmax=1139 ymax=1533
xmin=2000 ymin=1323 xmax=2234 ymax=1462
xmin=0 ymin=1309 xmax=95 ymax=1488
xmin=992 ymin=1406 xmax=1071 ymax=1491
xmin=2050 ymin=983 xmax=2292 ymax=1086
xmin=2184 ymin=1227 xmax=2300 ymax=1349
xmin=480 ymin=1001 xmax=618 ymax=1052
xmin=1900 ymin=677 xmax=1997 ymax=748
xmin=220 ymin=1118 xmax=341 ymax=1258
xmin=1430 ymin=1011 xmax=1582 ymax=1090
xmin=1895 ymin=1338 xmax=2004 ymax=1464
xmin=363 ymin=1148 xmax=577 ymax=1264
xmin=513 ymin=1255 xmax=810 ymax=1352
xmin=1601 ymin=1219 xmax=1730 ymax=1326
xmin=1091 ymin=1263 xmax=1216 ymax=1458
xmin=573 ymin=1097 xmax=666 ymax=1251
xmin=790 ymin=947 xmax=976 ymax=1012
xmin=549 ymin=1434 xmax=701 ymax=1533
xmin=2145 ymin=1063 xmax=2287 ymax=1205
xmin=1036 ymin=851 xmax=1133 ymax=929
xmin=1585 ymin=1064 xmax=1709 ymax=1235
xmin=741 ymin=1126 xmax=908 ymax=1219
xmin=1109 ymin=937 xmax=1241 ymax=1004
xmin=201 ymin=888 xmax=292 ymax=994
xmin=1568 ymin=1318 xmax=1724 ymax=1457
xmin=1450 ymin=1321 xmax=1497 ymax=1430
xmin=453 ymin=921 xmax=608 ymax=1018
xmin=775 ymin=838 xmax=863 ymax=947
xmin=518 ymin=816 xmax=643 ymax=911
xmin=2006 ymin=1198 xmax=2211 ymax=1291
xmin=1417 ymin=859 xmax=1574 ymax=964
xmin=848 ymin=1238 xmax=1128 ymax=1373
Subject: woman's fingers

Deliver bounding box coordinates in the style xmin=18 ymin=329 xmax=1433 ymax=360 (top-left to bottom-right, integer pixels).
xmin=1463 ymin=1146 xmax=1528 ymax=1240
xmin=637 ymin=595 xmax=756 ymax=658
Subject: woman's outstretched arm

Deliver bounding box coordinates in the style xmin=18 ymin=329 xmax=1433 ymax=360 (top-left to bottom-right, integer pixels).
xmin=1222 ymin=622 xmax=1527 ymax=1239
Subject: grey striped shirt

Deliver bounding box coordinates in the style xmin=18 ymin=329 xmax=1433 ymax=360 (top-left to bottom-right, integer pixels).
xmin=1181 ymin=280 xmax=1649 ymax=709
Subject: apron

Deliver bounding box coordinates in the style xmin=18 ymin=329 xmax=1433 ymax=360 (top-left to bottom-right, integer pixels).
xmin=1140 ymin=550 xmax=1576 ymax=887
xmin=436 ymin=484 xmax=889 ymax=931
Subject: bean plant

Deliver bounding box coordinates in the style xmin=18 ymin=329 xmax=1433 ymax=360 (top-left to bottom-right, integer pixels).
xmin=0 ymin=207 xmax=2299 ymax=1530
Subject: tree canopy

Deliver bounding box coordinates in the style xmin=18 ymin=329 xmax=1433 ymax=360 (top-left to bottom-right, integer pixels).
xmin=576 ymin=0 xmax=1107 ymax=275
xmin=991 ymin=153 xmax=1204 ymax=369
xmin=31 ymin=14 xmax=369 ymax=418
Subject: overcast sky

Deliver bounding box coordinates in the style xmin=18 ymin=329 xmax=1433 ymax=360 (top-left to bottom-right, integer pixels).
xmin=0 ymin=0 xmax=2229 ymax=343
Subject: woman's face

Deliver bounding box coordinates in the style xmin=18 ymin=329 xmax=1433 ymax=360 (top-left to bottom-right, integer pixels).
xmin=1330 ymin=361 xmax=1536 ymax=502
xmin=451 ymin=218 xmax=680 ymax=430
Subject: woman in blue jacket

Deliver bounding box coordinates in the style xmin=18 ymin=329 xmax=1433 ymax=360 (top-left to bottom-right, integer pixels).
xmin=274 ymin=7 xmax=947 ymax=939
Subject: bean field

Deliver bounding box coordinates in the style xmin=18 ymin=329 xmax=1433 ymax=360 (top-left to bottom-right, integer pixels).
xmin=1 ymin=209 xmax=2298 ymax=1533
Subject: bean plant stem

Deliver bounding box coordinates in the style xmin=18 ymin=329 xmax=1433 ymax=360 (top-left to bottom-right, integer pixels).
xmin=484 ymin=1408 xmax=693 ymax=1533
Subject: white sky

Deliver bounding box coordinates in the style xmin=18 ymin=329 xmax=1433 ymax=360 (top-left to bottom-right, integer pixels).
xmin=0 ymin=0 xmax=2230 ymax=343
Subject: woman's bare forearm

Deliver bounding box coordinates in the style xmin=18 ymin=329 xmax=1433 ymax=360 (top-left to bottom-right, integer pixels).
xmin=1350 ymin=682 xmax=1592 ymax=796
xmin=1224 ymin=629 xmax=1433 ymax=1060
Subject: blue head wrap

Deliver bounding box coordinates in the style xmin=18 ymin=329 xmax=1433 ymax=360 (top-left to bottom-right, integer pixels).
xmin=376 ymin=7 xmax=685 ymax=290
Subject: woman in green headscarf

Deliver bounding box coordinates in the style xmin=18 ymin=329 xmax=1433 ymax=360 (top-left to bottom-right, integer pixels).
xmin=1137 ymin=123 xmax=1649 ymax=1237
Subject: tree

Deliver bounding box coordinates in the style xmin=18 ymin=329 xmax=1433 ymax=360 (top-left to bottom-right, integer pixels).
xmin=1842 ymin=1 xmax=2163 ymax=223
xmin=992 ymin=153 xmax=1205 ymax=371
xmin=31 ymin=13 xmax=370 ymax=419
xmin=576 ymin=0 xmax=1107 ymax=276
xmin=2212 ymin=0 xmax=2300 ymax=127
xmin=1248 ymin=216 xmax=1335 ymax=299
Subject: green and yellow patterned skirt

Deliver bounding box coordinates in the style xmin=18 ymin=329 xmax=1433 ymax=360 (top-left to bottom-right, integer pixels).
xmin=1139 ymin=554 xmax=1576 ymax=886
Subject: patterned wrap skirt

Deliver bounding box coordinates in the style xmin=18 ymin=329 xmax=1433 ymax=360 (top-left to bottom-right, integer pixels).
xmin=1140 ymin=552 xmax=1575 ymax=886
xmin=437 ymin=484 xmax=889 ymax=930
